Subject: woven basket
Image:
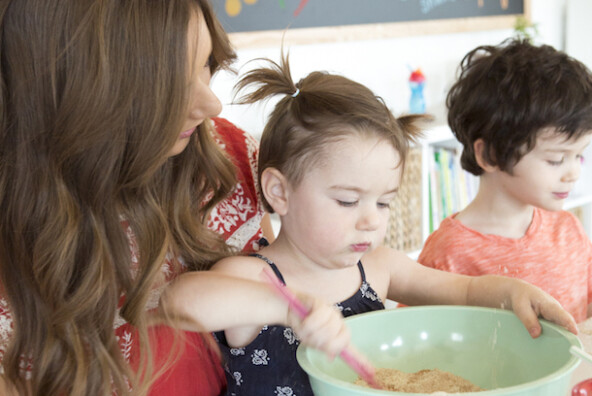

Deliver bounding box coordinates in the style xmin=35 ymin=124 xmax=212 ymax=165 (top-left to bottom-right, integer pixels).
xmin=383 ymin=147 xmax=422 ymax=253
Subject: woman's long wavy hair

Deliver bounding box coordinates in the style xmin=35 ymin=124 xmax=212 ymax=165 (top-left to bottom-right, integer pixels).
xmin=0 ymin=0 xmax=236 ymax=395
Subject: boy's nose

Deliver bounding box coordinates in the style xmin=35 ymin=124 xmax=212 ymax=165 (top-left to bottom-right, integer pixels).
xmin=562 ymin=159 xmax=582 ymax=183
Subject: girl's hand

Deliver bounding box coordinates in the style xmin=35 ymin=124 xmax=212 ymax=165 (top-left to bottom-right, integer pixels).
xmin=508 ymin=279 xmax=578 ymax=338
xmin=286 ymin=293 xmax=351 ymax=359
xmin=468 ymin=276 xmax=578 ymax=338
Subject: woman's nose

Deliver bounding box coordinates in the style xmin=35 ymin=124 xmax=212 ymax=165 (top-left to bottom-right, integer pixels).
xmin=189 ymin=82 xmax=222 ymax=120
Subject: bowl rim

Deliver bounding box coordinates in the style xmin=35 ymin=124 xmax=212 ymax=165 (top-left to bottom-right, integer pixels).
xmin=297 ymin=306 xmax=583 ymax=395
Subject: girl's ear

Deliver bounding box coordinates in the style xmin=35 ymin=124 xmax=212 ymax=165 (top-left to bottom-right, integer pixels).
xmin=261 ymin=168 xmax=289 ymax=216
xmin=473 ymin=138 xmax=497 ymax=172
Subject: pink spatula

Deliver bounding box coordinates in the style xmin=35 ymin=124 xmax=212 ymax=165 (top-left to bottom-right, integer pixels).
xmin=260 ymin=267 xmax=382 ymax=389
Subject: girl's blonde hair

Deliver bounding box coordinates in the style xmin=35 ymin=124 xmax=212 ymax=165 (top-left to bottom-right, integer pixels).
xmin=0 ymin=0 xmax=236 ymax=395
xmin=235 ymin=53 xmax=426 ymax=213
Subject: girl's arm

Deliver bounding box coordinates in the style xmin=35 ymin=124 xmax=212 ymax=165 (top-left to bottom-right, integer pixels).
xmin=372 ymin=246 xmax=578 ymax=337
xmin=160 ymin=270 xmax=350 ymax=357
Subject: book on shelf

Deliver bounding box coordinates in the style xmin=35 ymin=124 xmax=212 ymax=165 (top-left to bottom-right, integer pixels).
xmin=428 ymin=146 xmax=479 ymax=233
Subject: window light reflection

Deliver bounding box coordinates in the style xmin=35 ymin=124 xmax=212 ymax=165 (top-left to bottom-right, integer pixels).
xmin=451 ymin=332 xmax=464 ymax=342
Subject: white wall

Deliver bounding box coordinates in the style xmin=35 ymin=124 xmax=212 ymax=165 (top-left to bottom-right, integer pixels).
xmin=212 ymin=0 xmax=570 ymax=139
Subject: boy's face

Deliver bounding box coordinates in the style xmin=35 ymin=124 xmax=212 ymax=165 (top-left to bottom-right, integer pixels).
xmin=282 ymin=135 xmax=401 ymax=270
xmin=498 ymin=128 xmax=591 ymax=211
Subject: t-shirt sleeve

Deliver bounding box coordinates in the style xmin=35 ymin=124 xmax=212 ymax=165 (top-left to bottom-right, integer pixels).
xmin=417 ymin=219 xmax=459 ymax=272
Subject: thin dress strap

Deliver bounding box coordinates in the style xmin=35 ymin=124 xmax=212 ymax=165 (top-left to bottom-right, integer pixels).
xmin=251 ymin=253 xmax=286 ymax=285
xmin=356 ymin=261 xmax=367 ymax=282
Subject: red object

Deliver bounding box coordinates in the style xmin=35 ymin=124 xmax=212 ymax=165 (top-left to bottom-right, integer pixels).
xmin=409 ymin=68 xmax=426 ymax=83
xmin=573 ymin=378 xmax=592 ymax=395
xmin=294 ymin=0 xmax=308 ymax=16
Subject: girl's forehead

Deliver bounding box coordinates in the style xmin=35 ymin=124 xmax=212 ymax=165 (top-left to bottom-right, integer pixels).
xmin=311 ymin=137 xmax=402 ymax=180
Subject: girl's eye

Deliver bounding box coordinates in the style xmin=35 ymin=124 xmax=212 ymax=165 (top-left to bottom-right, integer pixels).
xmin=377 ymin=202 xmax=391 ymax=209
xmin=337 ymin=200 xmax=357 ymax=207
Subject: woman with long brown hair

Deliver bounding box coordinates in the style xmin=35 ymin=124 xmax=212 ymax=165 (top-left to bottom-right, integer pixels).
xmin=0 ymin=0 xmax=276 ymax=394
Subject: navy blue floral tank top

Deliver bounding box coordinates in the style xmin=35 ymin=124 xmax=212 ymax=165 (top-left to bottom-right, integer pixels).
xmin=213 ymin=255 xmax=384 ymax=396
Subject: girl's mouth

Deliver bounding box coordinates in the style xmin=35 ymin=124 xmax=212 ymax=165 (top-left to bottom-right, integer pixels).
xmin=351 ymin=243 xmax=371 ymax=253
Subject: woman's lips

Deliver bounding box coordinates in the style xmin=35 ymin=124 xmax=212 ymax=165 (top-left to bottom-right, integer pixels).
xmin=179 ymin=127 xmax=196 ymax=139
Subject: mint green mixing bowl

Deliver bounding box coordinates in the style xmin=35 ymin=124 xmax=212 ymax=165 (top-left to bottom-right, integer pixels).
xmin=297 ymin=306 xmax=582 ymax=395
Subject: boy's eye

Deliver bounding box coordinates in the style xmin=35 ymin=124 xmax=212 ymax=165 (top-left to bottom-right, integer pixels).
xmin=337 ymin=200 xmax=357 ymax=207
xmin=547 ymin=158 xmax=564 ymax=166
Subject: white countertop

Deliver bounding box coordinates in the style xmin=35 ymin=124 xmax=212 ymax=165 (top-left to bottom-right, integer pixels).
xmin=569 ymin=317 xmax=592 ymax=394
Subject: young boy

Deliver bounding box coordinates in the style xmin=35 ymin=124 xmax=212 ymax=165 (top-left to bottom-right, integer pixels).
xmin=418 ymin=39 xmax=592 ymax=323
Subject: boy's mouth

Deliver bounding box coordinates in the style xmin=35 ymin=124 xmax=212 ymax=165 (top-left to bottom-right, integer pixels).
xmin=553 ymin=192 xmax=569 ymax=199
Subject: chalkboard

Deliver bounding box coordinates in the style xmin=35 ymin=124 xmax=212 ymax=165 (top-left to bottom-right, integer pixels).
xmin=212 ymin=0 xmax=527 ymax=34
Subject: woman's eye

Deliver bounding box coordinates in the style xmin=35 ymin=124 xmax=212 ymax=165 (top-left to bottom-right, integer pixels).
xmin=337 ymin=200 xmax=357 ymax=207
xmin=205 ymin=54 xmax=214 ymax=70
xmin=377 ymin=202 xmax=391 ymax=209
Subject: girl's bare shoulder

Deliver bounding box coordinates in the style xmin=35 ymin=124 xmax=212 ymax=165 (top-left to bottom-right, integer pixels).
xmin=210 ymin=254 xmax=270 ymax=281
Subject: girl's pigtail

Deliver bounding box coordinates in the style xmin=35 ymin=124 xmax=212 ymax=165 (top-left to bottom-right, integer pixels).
xmin=234 ymin=52 xmax=297 ymax=104
xmin=396 ymin=114 xmax=432 ymax=145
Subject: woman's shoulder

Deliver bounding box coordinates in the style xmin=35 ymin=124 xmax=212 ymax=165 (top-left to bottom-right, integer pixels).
xmin=211 ymin=117 xmax=258 ymax=160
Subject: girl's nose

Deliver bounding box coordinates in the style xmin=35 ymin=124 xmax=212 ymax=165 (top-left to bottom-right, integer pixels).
xmin=357 ymin=206 xmax=381 ymax=231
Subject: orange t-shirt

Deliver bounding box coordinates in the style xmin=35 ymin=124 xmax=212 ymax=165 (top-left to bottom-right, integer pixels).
xmin=418 ymin=208 xmax=592 ymax=323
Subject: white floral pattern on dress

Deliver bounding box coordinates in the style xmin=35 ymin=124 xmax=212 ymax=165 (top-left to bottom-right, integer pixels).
xmin=251 ymin=349 xmax=270 ymax=365
xmin=230 ymin=347 xmax=245 ymax=356
xmin=275 ymin=386 xmax=295 ymax=395
xmin=232 ymin=371 xmax=243 ymax=386
xmin=283 ymin=328 xmax=299 ymax=345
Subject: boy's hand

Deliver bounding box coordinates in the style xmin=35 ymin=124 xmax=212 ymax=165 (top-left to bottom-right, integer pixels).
xmin=286 ymin=292 xmax=351 ymax=359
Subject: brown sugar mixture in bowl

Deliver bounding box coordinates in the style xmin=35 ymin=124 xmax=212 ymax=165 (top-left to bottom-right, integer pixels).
xmin=355 ymin=368 xmax=484 ymax=393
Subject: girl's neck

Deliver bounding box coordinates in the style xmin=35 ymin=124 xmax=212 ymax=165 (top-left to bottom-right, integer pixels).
xmin=456 ymin=179 xmax=535 ymax=239
xmin=259 ymin=232 xmax=363 ymax=303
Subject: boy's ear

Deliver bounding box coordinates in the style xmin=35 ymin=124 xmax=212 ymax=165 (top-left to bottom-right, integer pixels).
xmin=473 ymin=138 xmax=497 ymax=172
xmin=261 ymin=168 xmax=289 ymax=216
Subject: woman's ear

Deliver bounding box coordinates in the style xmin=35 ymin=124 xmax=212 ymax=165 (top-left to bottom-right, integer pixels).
xmin=473 ymin=138 xmax=497 ymax=173
xmin=261 ymin=168 xmax=289 ymax=216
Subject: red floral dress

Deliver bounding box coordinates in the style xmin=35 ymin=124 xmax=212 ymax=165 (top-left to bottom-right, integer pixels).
xmin=0 ymin=118 xmax=265 ymax=396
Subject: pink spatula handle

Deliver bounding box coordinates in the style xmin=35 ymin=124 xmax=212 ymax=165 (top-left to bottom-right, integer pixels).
xmin=260 ymin=267 xmax=381 ymax=389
